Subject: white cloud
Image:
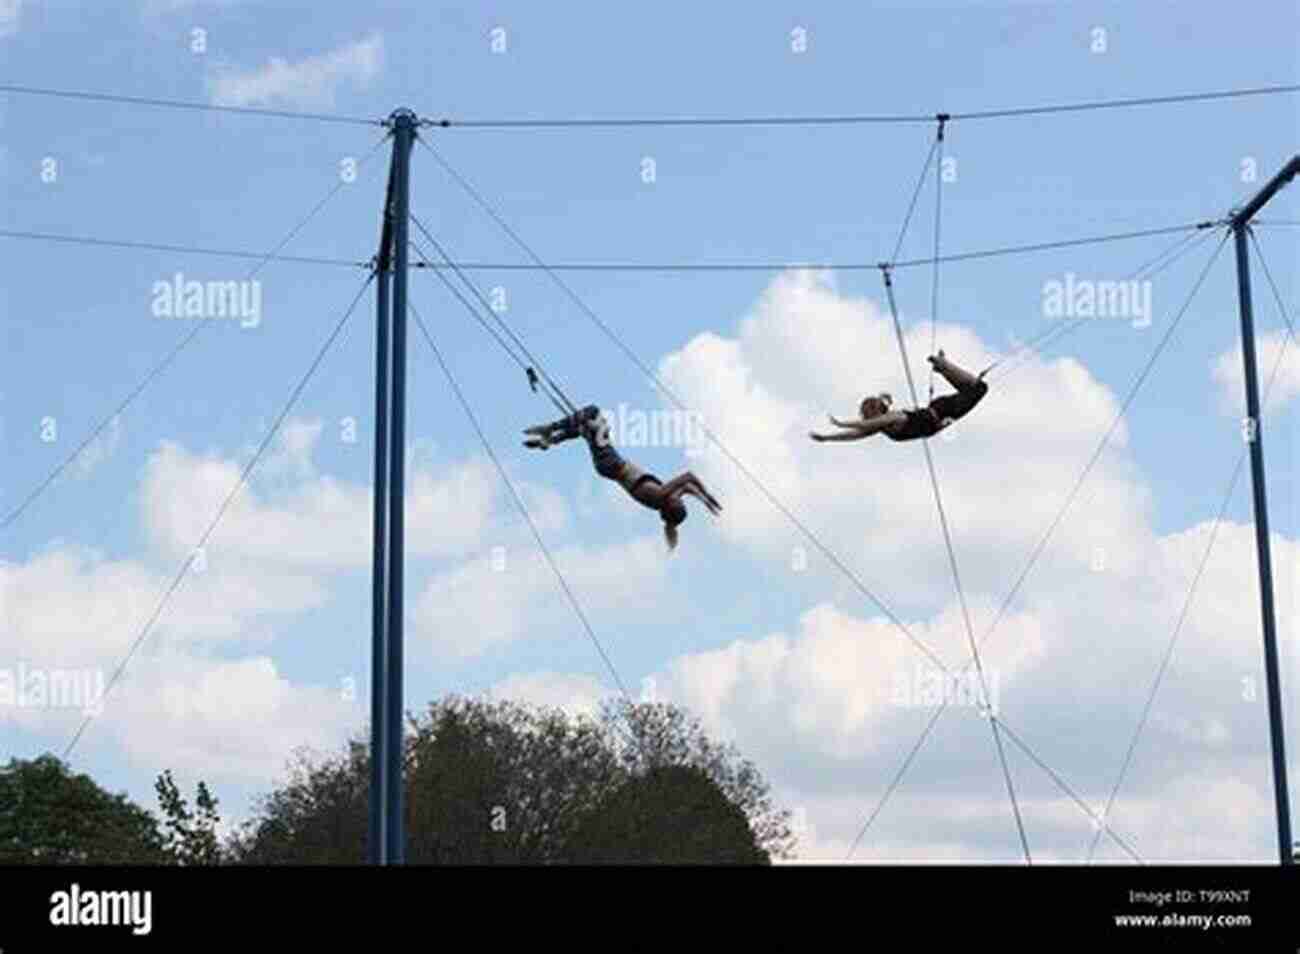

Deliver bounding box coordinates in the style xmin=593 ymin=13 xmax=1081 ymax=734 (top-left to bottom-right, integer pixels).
xmin=486 ymin=671 xmax=609 ymax=719
xmin=1211 ymin=330 xmax=1300 ymax=416
xmin=255 ymin=417 xmax=322 ymax=483
xmin=1 ymin=545 xmax=160 ymax=669
xmin=0 ymin=540 xmax=343 ymax=785
xmin=206 ymin=33 xmax=383 ymax=109
xmin=635 ymin=518 xmax=1296 ymax=861
xmin=93 ymin=651 xmax=359 ymax=784
xmin=411 ymin=534 xmax=670 ymax=659
xmin=656 ymin=268 xmax=1143 ymax=609
xmin=141 ymin=430 xmax=505 ymax=569
xmin=5 ymin=420 xmax=574 ymax=671
xmin=0 ymin=542 xmax=327 ymax=670
xmin=0 ymin=418 xmax=577 ymax=799
xmin=658 ymin=601 xmax=1046 ymax=761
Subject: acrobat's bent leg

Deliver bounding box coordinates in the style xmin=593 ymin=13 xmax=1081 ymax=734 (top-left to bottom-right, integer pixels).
xmin=663 ymin=472 xmax=721 ymax=514
xmin=928 ymin=369 xmax=989 ymax=423
xmin=930 ymin=353 xmax=982 ymax=391
xmin=687 ymin=477 xmax=722 ymax=514
xmin=524 ymin=405 xmax=600 ymax=447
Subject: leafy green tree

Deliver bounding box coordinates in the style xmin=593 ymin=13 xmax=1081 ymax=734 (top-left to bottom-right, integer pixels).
xmin=0 ymin=754 xmax=167 ymax=863
xmin=567 ymin=763 xmax=769 ymax=863
xmin=227 ymin=742 xmax=370 ymax=864
xmin=154 ymin=769 xmax=223 ymax=865
xmin=607 ymin=701 xmax=795 ymax=859
xmin=228 ymin=696 xmax=793 ymax=864
xmin=404 ymin=697 xmax=623 ymax=863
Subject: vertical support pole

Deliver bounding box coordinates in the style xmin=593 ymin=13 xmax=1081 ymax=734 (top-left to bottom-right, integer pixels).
xmin=1232 ymin=221 xmax=1293 ymax=865
xmin=368 ymin=134 xmax=399 ymax=866
xmin=368 ymin=249 xmax=391 ymax=865
xmin=386 ymin=109 xmax=417 ymax=864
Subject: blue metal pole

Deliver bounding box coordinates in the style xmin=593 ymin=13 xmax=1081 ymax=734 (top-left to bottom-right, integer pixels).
xmin=368 ymin=141 xmax=397 ymax=866
xmin=1232 ymin=219 xmax=1294 ymax=865
xmin=386 ymin=109 xmax=417 ymax=864
xmin=1229 ymin=155 xmax=1298 ymax=865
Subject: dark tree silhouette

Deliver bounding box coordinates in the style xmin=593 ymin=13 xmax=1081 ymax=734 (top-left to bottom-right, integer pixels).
xmin=0 ymin=754 xmax=167 ymax=864
xmin=227 ymin=743 xmax=370 ymax=864
xmin=228 ymin=696 xmax=794 ymax=864
xmin=567 ymin=763 xmax=769 ymax=863
xmin=154 ymin=769 xmax=223 ymax=865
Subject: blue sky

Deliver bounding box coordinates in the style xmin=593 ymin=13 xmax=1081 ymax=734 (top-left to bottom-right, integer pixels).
xmin=2 ymin=0 xmax=1299 ymax=861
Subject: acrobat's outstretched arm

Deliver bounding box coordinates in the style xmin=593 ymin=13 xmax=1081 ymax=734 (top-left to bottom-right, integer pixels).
xmin=810 ymin=410 xmax=908 ymax=442
xmin=810 ymin=429 xmax=868 ymax=442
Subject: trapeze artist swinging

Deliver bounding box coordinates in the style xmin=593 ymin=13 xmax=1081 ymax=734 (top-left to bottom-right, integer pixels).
xmin=809 ymin=350 xmax=989 ymax=443
xmin=523 ymin=404 xmax=723 ymax=550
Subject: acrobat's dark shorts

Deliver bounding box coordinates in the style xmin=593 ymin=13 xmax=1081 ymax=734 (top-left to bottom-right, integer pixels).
xmin=886 ymin=379 xmax=988 ymax=442
xmin=929 ymin=378 xmax=988 ymax=423
xmin=586 ymin=433 xmax=625 ymax=481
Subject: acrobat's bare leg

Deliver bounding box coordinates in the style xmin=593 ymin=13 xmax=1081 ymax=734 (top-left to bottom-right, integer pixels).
xmin=523 ymin=405 xmax=599 ymax=448
xmin=659 ymin=473 xmax=721 ymax=514
xmin=683 ymin=476 xmax=722 ymax=514
xmin=930 ymin=352 xmax=982 ymax=390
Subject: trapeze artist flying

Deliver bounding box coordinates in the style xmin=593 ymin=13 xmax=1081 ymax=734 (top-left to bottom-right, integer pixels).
xmin=524 ymin=404 xmax=722 ymax=550
xmin=810 ymin=351 xmax=989 ymax=443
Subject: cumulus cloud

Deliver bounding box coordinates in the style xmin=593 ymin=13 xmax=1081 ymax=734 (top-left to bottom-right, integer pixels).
xmin=4 ymin=648 xmax=361 ymax=785
xmin=657 ymin=269 xmax=1144 ymax=611
xmin=0 ymin=420 xmax=543 ymax=788
xmin=1211 ymin=330 xmax=1300 ymax=416
xmin=101 ymin=652 xmax=360 ymax=782
xmin=411 ymin=534 xmax=671 ymax=659
xmin=0 ymin=542 xmax=327 ymax=670
xmin=5 ymin=418 xmax=572 ymax=675
xmin=657 ymin=601 xmax=1046 ymax=761
xmin=206 ymin=33 xmax=383 ymax=109
xmin=486 ymin=671 xmax=609 ymax=719
xmin=255 ymin=417 xmax=323 ymax=484
xmin=0 ymin=536 xmax=343 ymax=788
xmin=141 ymin=428 xmax=507 ymax=569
